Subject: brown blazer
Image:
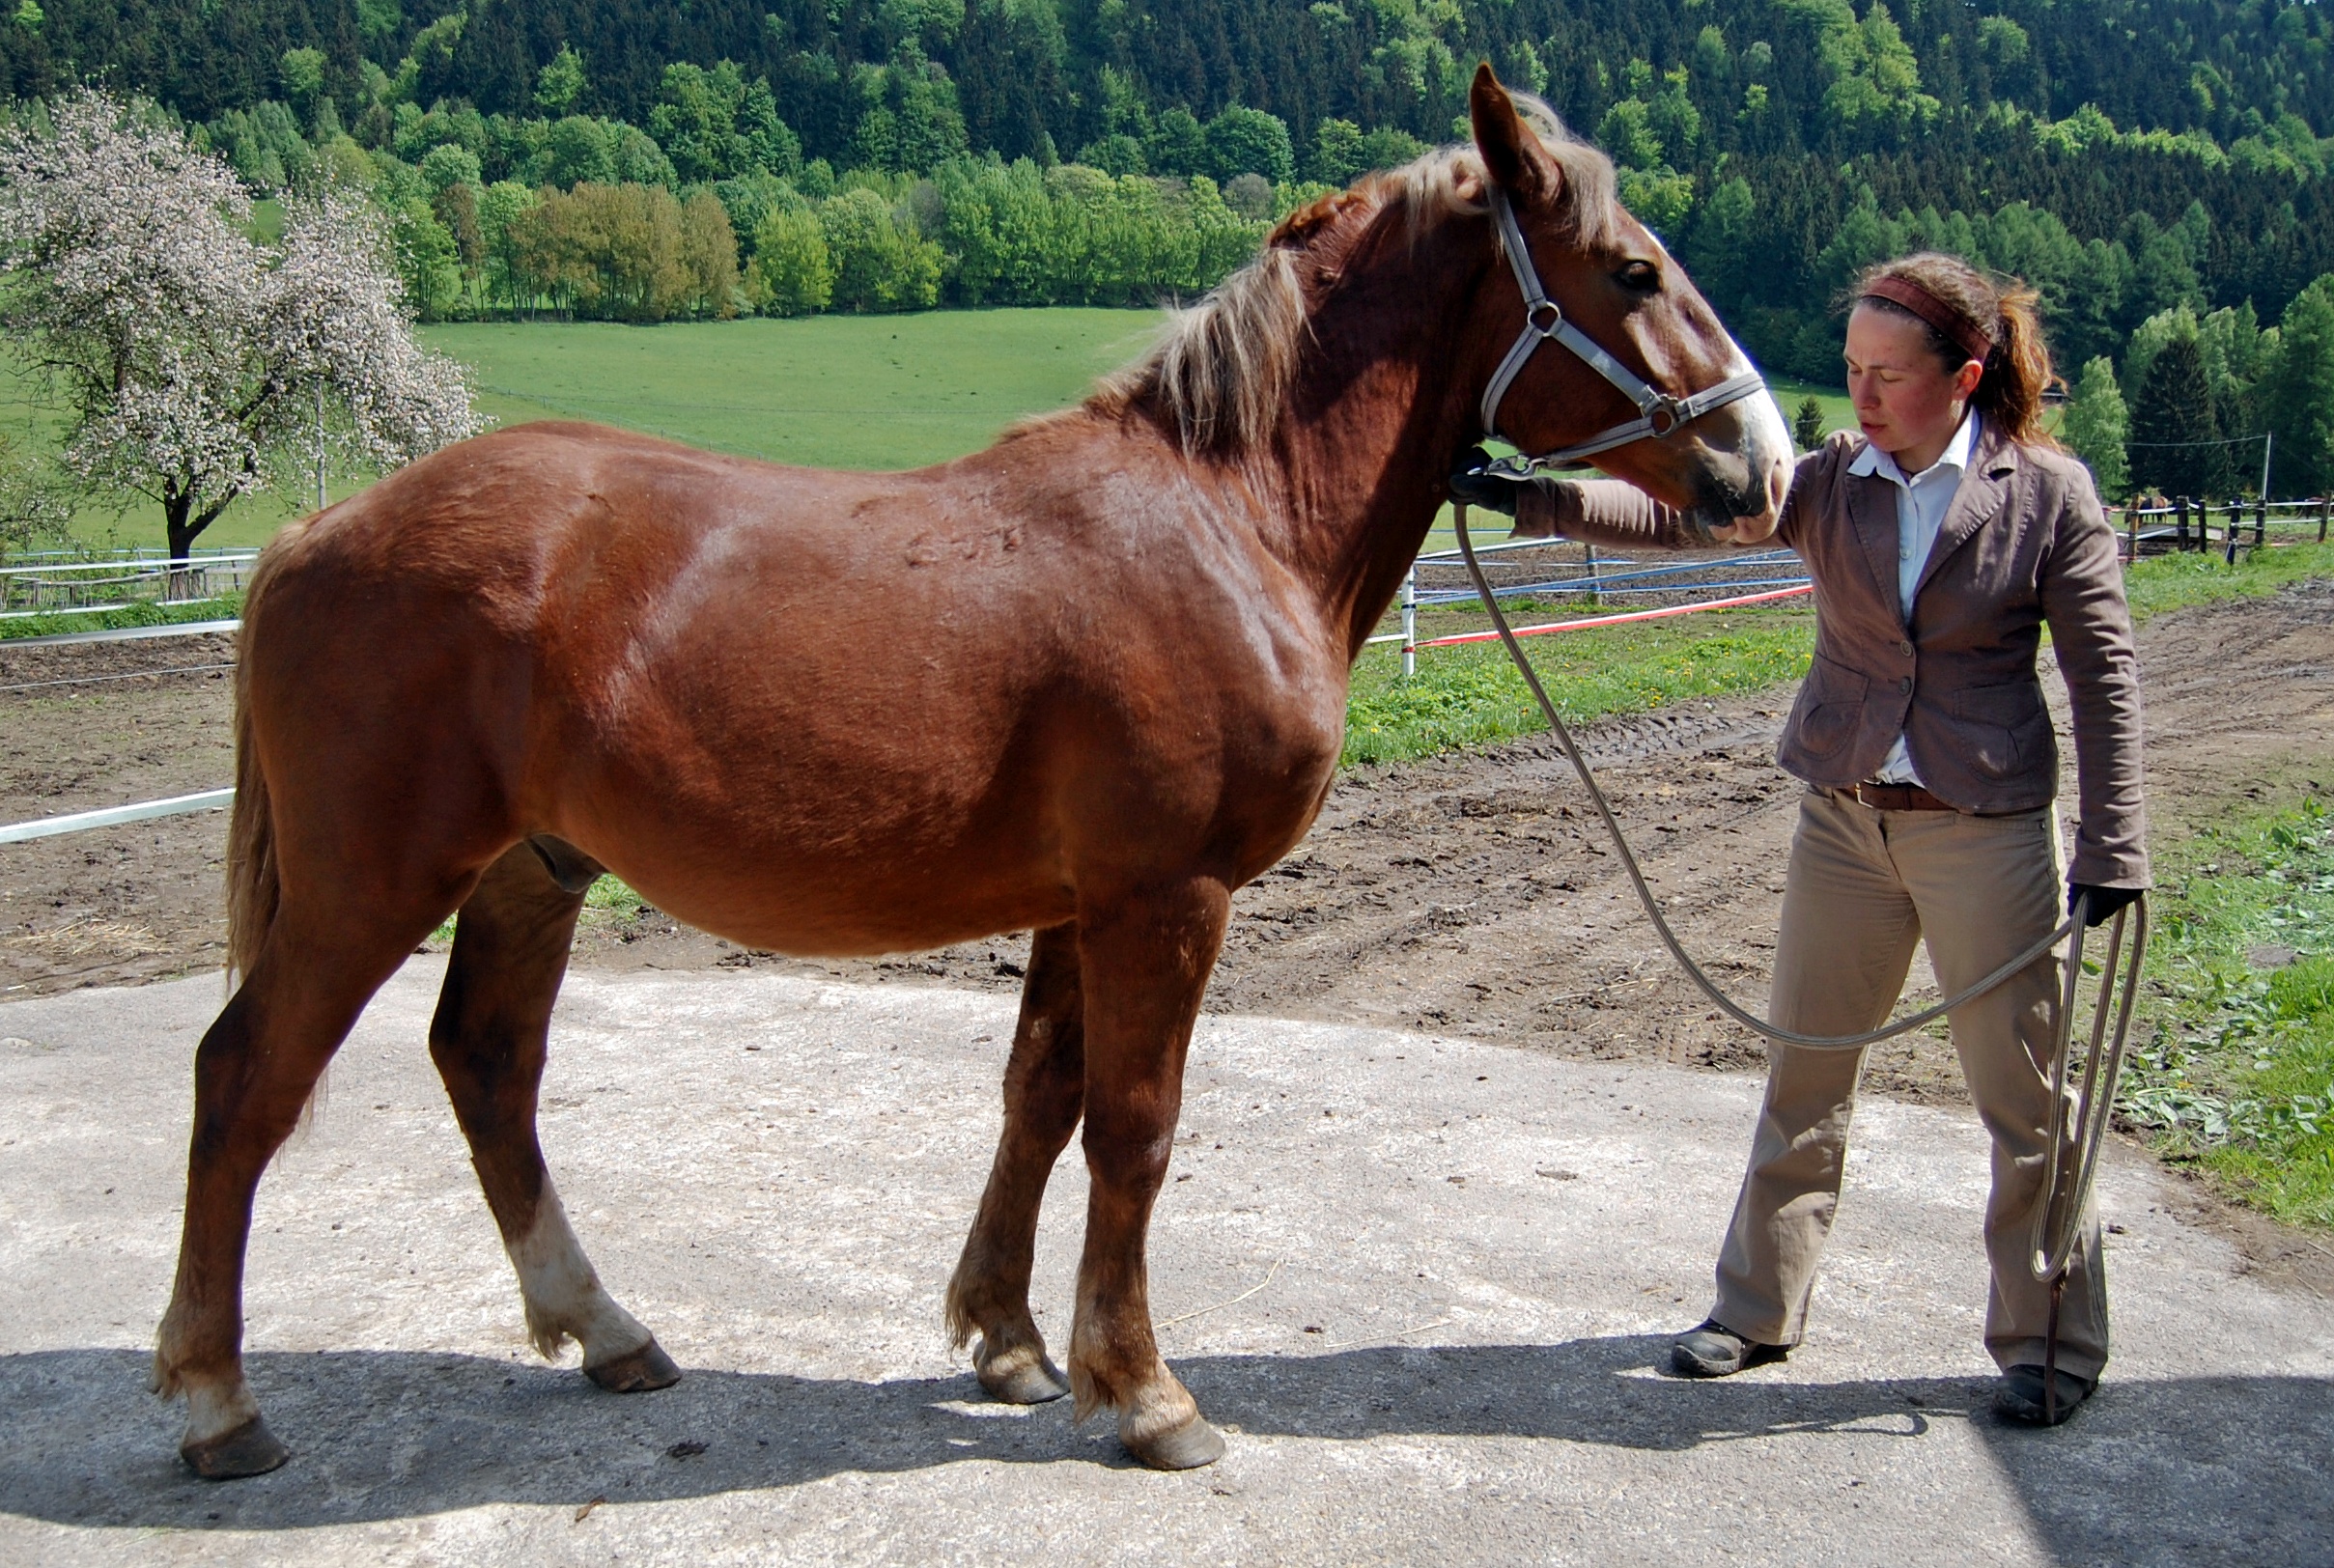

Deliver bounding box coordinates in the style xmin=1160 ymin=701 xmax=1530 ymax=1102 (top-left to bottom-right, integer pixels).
xmin=1514 ymin=426 xmax=2148 ymax=888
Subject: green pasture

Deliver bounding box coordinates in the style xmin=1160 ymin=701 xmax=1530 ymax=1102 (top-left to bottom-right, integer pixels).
xmin=4 ymin=309 xmax=1167 ymax=554
xmin=1770 ymin=377 xmax=1857 ymax=438
xmin=8 ymin=310 xmax=1850 ymax=556
xmin=426 ymin=309 xmax=1164 ymax=472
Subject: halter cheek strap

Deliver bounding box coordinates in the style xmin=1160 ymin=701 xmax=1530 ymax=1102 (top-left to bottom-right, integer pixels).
xmin=1476 ymin=185 xmax=1769 ymax=479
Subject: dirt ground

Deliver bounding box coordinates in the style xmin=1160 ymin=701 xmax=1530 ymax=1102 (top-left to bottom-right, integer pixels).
xmin=7 ymin=586 xmax=2334 ymax=1289
xmin=10 ymin=592 xmax=2334 ymax=1055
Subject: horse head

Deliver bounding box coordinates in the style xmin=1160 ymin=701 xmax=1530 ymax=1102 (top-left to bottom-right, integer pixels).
xmin=1465 ymin=65 xmax=1792 ymax=542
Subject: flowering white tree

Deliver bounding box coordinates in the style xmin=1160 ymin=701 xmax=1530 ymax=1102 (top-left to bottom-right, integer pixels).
xmin=0 ymin=91 xmax=483 ymax=559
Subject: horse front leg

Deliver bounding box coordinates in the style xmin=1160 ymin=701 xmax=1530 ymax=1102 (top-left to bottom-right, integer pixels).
xmin=1068 ymin=879 xmax=1230 ymax=1470
xmin=947 ymin=921 xmax=1083 ymax=1404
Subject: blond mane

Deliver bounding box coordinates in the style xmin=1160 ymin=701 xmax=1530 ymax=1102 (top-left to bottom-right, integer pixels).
xmin=1085 ymin=98 xmax=1618 ymax=457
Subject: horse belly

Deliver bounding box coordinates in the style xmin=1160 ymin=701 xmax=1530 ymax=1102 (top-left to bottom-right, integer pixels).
xmin=545 ymin=699 xmax=1077 ymax=958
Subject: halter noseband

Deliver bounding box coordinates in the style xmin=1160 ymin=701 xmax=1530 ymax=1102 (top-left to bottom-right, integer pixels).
xmin=1475 ymin=185 xmax=1769 ymax=480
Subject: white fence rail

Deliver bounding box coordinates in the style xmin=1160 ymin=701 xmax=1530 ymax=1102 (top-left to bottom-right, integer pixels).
xmin=0 ymin=549 xmax=261 ymax=619
xmin=7 ymin=502 xmax=2329 ymax=844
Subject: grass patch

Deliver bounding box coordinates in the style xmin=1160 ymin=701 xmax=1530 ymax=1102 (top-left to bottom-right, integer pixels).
xmin=1342 ymin=604 xmax=1816 ymax=767
xmin=426 ymin=869 xmax=655 ymax=948
xmin=1345 ymin=540 xmax=2334 ymax=769
xmin=2119 ymin=798 xmax=2334 ymax=1228
xmin=2122 ymin=541 xmax=2334 ymax=622
xmin=0 ymin=592 xmax=245 ymax=640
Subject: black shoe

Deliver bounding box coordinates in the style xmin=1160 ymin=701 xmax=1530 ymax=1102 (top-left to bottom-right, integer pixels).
xmin=1993 ymin=1364 xmax=2095 ymax=1425
xmin=1670 ymin=1319 xmax=1788 ymax=1378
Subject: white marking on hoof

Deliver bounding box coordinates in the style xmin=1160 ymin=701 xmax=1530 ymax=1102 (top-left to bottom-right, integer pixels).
xmin=183 ymin=1378 xmax=264 ymax=1447
xmin=506 ymin=1179 xmax=653 ymax=1366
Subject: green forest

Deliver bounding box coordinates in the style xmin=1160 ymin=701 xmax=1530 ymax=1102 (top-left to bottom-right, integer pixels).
xmin=4 ymin=0 xmax=2334 ymax=490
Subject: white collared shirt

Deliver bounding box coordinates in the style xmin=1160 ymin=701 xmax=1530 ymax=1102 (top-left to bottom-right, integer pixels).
xmin=1845 ymin=411 xmax=1979 ymax=785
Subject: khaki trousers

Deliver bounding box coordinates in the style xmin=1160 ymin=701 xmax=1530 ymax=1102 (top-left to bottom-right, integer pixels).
xmin=1709 ymin=788 xmax=2109 ymax=1379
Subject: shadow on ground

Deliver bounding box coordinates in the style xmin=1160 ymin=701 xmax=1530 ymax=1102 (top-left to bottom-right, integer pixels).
xmin=3 ymin=1338 xmax=2324 ymax=1562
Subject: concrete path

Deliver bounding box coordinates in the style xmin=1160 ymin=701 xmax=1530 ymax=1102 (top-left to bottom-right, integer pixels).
xmin=1 ymin=962 xmax=2327 ymax=1566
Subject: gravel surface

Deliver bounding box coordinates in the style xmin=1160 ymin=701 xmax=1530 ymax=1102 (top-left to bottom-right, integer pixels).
xmin=2 ymin=962 xmax=2328 ymax=1566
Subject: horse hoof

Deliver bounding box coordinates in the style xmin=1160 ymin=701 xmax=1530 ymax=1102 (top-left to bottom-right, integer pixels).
xmin=584 ymin=1338 xmax=681 ymax=1393
xmin=1124 ymin=1414 xmax=1226 ymax=1470
xmin=976 ymin=1349 xmax=1071 ymax=1406
xmin=181 ymin=1415 xmax=290 ymax=1479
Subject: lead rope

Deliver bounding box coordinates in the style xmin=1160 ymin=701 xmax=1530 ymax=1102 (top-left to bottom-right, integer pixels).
xmin=1449 ymin=501 xmax=2147 ymax=1374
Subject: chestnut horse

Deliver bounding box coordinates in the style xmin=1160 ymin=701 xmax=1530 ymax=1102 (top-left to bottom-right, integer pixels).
xmin=154 ymin=68 xmax=1790 ymax=1477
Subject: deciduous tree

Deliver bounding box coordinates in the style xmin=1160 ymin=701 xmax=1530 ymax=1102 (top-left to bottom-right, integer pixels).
xmin=2262 ymin=275 xmax=2334 ymax=498
xmin=2060 ymin=356 xmax=2132 ymax=497
xmin=749 ymin=207 xmax=834 ymax=315
xmin=0 ymin=92 xmax=481 ymax=559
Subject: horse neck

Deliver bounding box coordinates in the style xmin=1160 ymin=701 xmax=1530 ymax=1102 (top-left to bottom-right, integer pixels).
xmin=1262 ymin=217 xmax=1498 ymax=662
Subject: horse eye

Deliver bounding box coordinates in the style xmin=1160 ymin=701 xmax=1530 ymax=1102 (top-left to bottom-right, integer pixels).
xmin=1617 ymin=261 xmax=1661 ymax=293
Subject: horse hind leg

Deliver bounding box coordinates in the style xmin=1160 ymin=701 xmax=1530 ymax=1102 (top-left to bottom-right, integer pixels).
xmin=945 ymin=921 xmax=1084 ymax=1405
xmin=428 ymin=843 xmax=678 ymax=1392
xmin=155 ymin=907 xmax=438 ymax=1478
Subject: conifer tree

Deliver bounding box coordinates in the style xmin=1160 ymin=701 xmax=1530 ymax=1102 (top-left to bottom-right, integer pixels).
xmin=2130 ymin=334 xmax=2228 ymax=498
xmin=1792 ymin=396 xmax=1825 ymax=451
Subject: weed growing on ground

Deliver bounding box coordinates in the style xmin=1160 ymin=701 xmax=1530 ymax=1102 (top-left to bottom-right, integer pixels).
xmin=424 ymin=869 xmax=653 ymax=947
xmin=2120 ymin=798 xmax=2334 ymax=1228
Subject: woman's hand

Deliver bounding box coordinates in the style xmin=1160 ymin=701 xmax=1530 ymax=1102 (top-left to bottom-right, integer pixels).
xmin=2067 ymin=882 xmax=2143 ymax=927
xmin=1447 ymin=447 xmax=1523 ymax=518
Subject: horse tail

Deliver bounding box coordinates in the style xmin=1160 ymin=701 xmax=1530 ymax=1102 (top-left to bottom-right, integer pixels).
xmin=223 ymin=518 xmax=311 ymax=988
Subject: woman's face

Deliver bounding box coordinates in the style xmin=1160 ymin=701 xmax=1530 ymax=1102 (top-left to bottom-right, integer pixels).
xmin=1843 ymin=303 xmax=1983 ymax=462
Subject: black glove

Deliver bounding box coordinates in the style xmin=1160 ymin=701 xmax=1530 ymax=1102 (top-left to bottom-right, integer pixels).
xmin=2067 ymin=882 xmax=2142 ymax=927
xmin=1448 ymin=445 xmax=1522 ymax=517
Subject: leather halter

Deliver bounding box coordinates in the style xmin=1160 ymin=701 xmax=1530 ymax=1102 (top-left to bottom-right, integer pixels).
xmin=1475 ymin=185 xmax=1769 ymax=479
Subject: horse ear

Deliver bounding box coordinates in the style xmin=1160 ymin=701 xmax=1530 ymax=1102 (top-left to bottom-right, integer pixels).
xmin=1469 ymin=63 xmax=1548 ymax=198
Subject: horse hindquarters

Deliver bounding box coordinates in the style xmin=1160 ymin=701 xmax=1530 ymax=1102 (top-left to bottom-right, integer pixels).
xmin=947 ymin=921 xmax=1084 ymax=1404
xmin=429 ymin=843 xmax=680 ymax=1392
xmin=1067 ymin=879 xmax=1232 ymax=1469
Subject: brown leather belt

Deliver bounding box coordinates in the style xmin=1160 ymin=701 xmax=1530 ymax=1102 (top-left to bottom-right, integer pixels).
xmin=1847 ymin=779 xmax=1956 ymax=812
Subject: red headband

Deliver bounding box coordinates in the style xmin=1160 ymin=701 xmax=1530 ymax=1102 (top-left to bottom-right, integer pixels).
xmin=1860 ymin=275 xmax=1996 ymax=365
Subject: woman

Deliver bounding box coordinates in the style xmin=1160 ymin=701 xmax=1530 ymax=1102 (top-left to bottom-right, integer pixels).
xmin=1452 ymin=253 xmax=2148 ymax=1424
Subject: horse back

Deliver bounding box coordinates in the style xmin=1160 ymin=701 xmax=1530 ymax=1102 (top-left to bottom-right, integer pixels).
xmin=239 ymin=420 xmax=1351 ymax=952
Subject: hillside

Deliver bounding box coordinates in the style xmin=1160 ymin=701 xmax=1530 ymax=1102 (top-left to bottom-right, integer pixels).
xmin=3 ymin=0 xmax=2332 ymax=490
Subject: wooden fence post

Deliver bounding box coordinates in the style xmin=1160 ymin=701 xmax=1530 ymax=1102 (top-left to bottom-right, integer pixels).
xmin=2320 ymin=495 xmax=2329 ymax=544
xmin=1583 ymin=541 xmax=1601 ymax=607
xmin=2256 ymin=495 xmax=2266 ymax=548
xmin=2225 ymin=501 xmax=2241 ymax=565
xmin=2176 ymin=496 xmax=2190 ymax=550
xmin=2124 ymin=502 xmax=2138 ymax=562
